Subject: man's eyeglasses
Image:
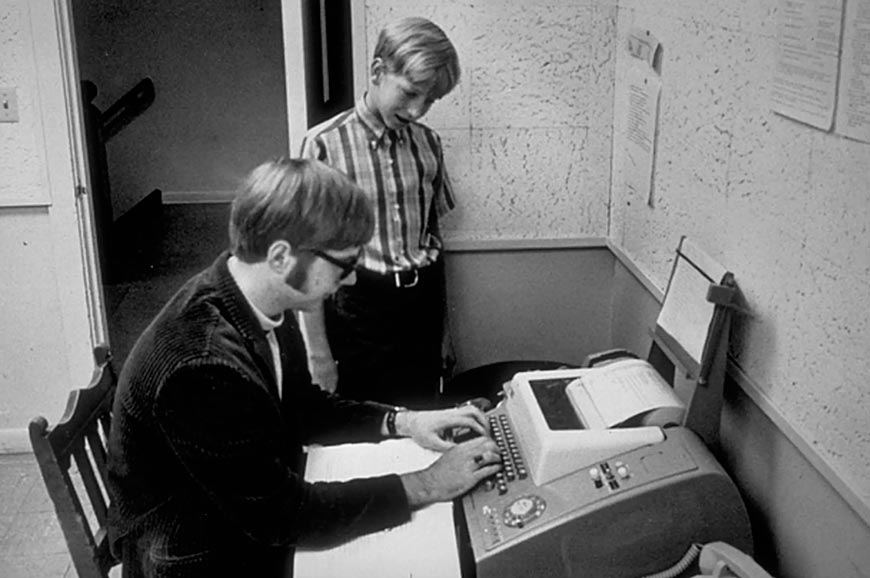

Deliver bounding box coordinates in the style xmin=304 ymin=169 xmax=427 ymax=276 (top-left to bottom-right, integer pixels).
xmin=303 ymin=248 xmax=361 ymax=280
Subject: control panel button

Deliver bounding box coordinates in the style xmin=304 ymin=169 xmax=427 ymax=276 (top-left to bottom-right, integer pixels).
xmin=508 ymin=497 xmax=535 ymax=517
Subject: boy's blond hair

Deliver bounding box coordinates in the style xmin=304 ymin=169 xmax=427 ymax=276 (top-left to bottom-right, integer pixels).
xmin=373 ymin=17 xmax=460 ymax=99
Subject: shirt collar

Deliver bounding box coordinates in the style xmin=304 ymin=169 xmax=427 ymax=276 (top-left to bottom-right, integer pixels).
xmin=249 ymin=300 xmax=284 ymax=333
xmin=356 ymin=94 xmax=405 ymax=148
xmin=226 ymin=256 xmax=284 ymax=333
xmin=356 ymin=94 xmax=385 ymax=140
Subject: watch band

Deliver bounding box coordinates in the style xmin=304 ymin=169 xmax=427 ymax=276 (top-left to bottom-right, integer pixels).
xmin=386 ymin=406 xmax=407 ymax=436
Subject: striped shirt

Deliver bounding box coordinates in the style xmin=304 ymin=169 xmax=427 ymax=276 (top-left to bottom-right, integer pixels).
xmin=300 ymin=96 xmax=455 ymax=274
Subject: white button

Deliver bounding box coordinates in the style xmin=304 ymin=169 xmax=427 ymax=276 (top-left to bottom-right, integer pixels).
xmin=509 ymin=497 xmax=535 ymax=517
xmin=617 ymin=466 xmax=629 ymax=479
xmin=589 ymin=467 xmax=600 ymax=480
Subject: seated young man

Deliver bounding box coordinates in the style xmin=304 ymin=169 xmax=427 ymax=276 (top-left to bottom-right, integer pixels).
xmin=107 ymin=158 xmax=501 ymax=577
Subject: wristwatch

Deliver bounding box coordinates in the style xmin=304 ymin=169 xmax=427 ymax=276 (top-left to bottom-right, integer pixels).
xmin=386 ymin=406 xmax=408 ymax=436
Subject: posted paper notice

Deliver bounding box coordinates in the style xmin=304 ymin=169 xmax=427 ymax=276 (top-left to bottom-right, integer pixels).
xmin=771 ymin=0 xmax=843 ymax=129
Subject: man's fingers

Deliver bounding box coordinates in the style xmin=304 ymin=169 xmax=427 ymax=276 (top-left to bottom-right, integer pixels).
xmin=473 ymin=447 xmax=501 ymax=466
xmin=427 ymin=437 xmax=453 ymax=452
xmin=454 ymin=408 xmax=488 ymax=434
xmin=462 ymin=438 xmax=500 ymax=464
xmin=473 ymin=463 xmax=501 ymax=481
xmin=462 ymin=436 xmax=494 ymax=450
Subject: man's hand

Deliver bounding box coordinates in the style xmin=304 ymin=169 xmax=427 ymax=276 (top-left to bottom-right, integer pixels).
xmin=396 ymin=406 xmax=489 ymax=452
xmin=400 ymin=437 xmax=501 ymax=507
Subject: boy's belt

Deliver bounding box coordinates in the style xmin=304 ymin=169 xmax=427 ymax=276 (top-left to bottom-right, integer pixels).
xmin=356 ymin=264 xmax=436 ymax=289
xmin=392 ymin=268 xmax=420 ymax=288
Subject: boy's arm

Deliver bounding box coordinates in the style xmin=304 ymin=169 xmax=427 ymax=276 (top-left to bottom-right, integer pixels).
xmin=298 ymin=304 xmax=338 ymax=393
xmin=298 ymin=134 xmax=340 ymax=392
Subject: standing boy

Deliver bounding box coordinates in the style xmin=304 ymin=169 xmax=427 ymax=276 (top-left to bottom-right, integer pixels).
xmin=300 ymin=17 xmax=460 ymax=408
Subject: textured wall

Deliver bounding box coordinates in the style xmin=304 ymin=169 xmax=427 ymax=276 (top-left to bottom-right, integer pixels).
xmin=361 ymin=0 xmax=616 ymax=242
xmin=611 ymin=0 xmax=870 ymax=512
xmin=0 ymin=1 xmax=49 ymax=206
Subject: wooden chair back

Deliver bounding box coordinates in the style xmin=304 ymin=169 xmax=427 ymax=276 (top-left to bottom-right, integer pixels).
xmin=29 ymin=345 xmax=120 ymax=578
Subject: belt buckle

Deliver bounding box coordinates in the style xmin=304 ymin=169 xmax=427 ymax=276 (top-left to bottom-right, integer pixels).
xmin=393 ymin=269 xmax=419 ymax=288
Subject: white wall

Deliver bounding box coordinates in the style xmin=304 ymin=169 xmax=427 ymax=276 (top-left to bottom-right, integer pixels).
xmin=611 ymin=0 xmax=870 ymax=528
xmin=0 ymin=0 xmax=96 ymax=450
xmin=358 ymin=0 xmax=616 ymax=243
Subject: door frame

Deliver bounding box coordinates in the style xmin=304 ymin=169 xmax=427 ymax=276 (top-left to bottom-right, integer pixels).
xmin=49 ymin=0 xmax=108 ymax=349
xmin=281 ymin=0 xmax=367 ymax=153
xmin=282 ymin=0 xmax=307 ymax=154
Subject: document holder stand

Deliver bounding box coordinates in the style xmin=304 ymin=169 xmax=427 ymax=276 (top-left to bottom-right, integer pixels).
xmin=585 ymin=236 xmax=740 ymax=447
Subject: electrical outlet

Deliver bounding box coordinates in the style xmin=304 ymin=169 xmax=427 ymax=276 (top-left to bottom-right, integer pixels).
xmin=0 ymin=88 xmax=20 ymax=123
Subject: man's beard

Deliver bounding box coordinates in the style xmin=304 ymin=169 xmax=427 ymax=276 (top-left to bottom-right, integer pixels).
xmin=284 ymin=253 xmax=314 ymax=291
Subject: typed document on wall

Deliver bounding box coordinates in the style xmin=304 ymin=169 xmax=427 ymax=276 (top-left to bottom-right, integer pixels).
xmin=835 ymin=0 xmax=870 ymax=142
xmin=614 ymin=28 xmax=662 ymax=208
xmin=770 ymin=0 xmax=844 ymax=129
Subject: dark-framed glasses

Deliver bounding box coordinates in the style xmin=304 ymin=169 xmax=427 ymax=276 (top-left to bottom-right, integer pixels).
xmin=303 ymin=248 xmax=362 ymax=280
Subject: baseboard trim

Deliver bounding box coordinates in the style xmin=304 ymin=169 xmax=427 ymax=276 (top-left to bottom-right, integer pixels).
xmin=0 ymin=428 xmax=32 ymax=454
xmin=444 ymin=236 xmax=608 ymax=252
xmin=162 ymin=190 xmax=236 ymax=204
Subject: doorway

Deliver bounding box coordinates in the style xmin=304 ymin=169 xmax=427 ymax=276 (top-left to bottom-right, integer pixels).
xmin=69 ymin=0 xmax=290 ymax=365
xmin=67 ymin=0 xmax=359 ymax=367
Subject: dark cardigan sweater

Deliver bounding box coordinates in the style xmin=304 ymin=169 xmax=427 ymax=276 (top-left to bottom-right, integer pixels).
xmin=107 ymin=252 xmax=411 ymax=576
